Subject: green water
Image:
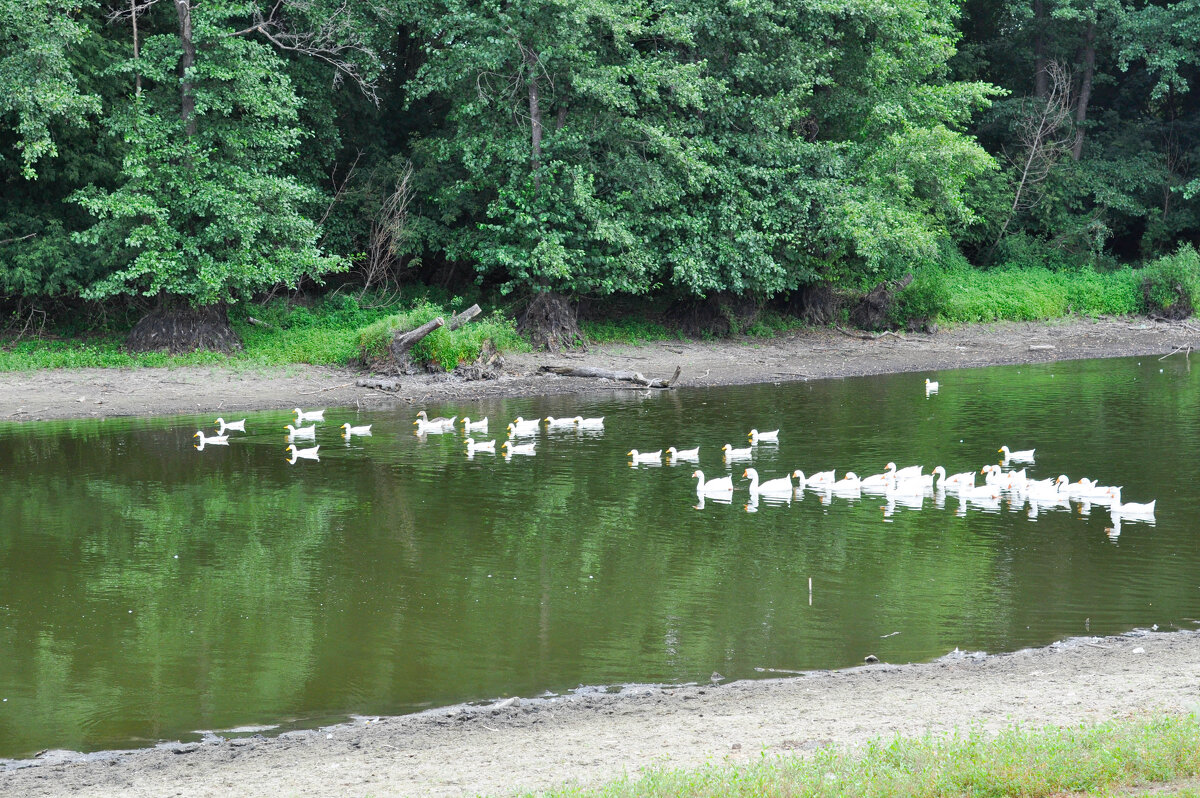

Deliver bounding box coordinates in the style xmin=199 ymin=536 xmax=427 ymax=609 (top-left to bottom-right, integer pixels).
xmin=1 ymin=356 xmax=1198 ymax=758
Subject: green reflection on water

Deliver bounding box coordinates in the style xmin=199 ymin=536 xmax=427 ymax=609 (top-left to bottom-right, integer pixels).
xmin=0 ymin=355 xmax=1198 ymax=757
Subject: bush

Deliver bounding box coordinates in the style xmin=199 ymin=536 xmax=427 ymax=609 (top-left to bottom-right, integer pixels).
xmin=1140 ymin=245 xmax=1200 ymax=319
xmin=357 ymin=302 xmax=527 ymax=370
xmin=891 ymin=266 xmax=954 ymax=326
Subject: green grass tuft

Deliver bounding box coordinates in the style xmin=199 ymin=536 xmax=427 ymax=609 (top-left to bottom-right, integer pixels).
xmin=527 ymin=715 xmax=1200 ymax=798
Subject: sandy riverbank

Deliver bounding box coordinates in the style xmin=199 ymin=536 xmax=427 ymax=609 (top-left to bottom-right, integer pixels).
xmin=1 ymin=317 xmax=1197 ymax=422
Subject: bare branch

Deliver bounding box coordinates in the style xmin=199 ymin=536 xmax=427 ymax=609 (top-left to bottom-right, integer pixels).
xmin=0 ymin=232 xmax=37 ymax=245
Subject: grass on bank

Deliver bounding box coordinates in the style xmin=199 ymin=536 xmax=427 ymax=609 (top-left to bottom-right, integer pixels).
xmin=527 ymin=714 xmax=1200 ymax=798
xmin=0 ymin=292 xmax=527 ymax=372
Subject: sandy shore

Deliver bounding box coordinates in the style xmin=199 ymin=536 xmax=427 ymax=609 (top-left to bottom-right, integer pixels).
xmin=2 ymin=316 xmax=1198 ymax=796
xmin=1 ymin=317 xmax=1197 ymax=422
xmin=2 ymin=630 xmax=1197 ymax=797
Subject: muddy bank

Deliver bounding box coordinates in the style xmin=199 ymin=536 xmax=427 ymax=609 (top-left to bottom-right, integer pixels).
xmin=1 ymin=317 xmax=1197 ymax=422
xmin=2 ymin=629 xmax=1197 ymax=797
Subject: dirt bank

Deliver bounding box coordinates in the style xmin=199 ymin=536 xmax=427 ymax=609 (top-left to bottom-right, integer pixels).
xmin=2 ymin=629 xmax=1197 ymax=797
xmin=2 ymin=317 xmax=1197 ymax=422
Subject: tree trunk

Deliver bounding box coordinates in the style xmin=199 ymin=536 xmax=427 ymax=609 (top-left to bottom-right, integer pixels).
xmin=131 ymin=0 xmax=141 ymax=96
xmin=1033 ymin=0 xmax=1048 ymax=98
xmin=447 ymin=304 xmax=481 ymax=330
xmin=174 ymin=0 xmax=196 ymax=136
xmin=1071 ymin=21 xmax=1096 ymax=161
xmin=525 ymin=45 xmax=543 ymax=189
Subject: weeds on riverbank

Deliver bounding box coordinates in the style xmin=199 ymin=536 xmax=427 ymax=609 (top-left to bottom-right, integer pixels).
xmin=533 ymin=715 xmax=1200 ymax=797
xmin=0 ymin=293 xmax=527 ymax=371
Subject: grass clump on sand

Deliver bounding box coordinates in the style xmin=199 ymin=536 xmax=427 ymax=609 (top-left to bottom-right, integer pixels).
xmin=531 ymin=715 xmax=1200 ymax=798
xmin=356 ymin=301 xmax=528 ymax=371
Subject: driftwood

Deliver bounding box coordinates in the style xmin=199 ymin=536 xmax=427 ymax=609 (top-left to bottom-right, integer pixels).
xmin=390 ymin=316 xmax=443 ymax=363
xmin=836 ymin=326 xmax=906 ymax=342
xmin=356 ymin=377 xmax=400 ymax=391
xmin=1028 ymin=344 xmax=1056 ymax=351
xmin=540 ymin=364 xmax=682 ymax=388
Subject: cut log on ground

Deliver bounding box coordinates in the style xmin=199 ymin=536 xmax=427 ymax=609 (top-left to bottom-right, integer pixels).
xmin=356 ymin=378 xmax=400 ymax=391
xmin=540 ymin=364 xmax=682 ymax=388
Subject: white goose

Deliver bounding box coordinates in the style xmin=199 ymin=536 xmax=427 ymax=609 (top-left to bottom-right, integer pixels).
xmin=194 ymin=430 xmax=229 ymax=447
xmin=801 ymin=469 xmax=835 ymax=488
xmin=294 ymin=408 xmax=325 ymax=423
xmin=955 ymin=482 xmax=1002 ymax=500
xmin=942 ymin=469 xmax=976 ymax=489
xmin=666 ymin=446 xmax=700 ymax=461
xmin=461 ymin=417 xmax=489 ymax=433
xmin=342 ymin=423 xmax=372 ymax=438
xmin=891 ymin=463 xmax=923 ymax=480
xmin=1106 ymin=488 xmax=1156 ymax=516
xmin=998 ymin=445 xmax=1036 ymax=463
xmin=465 ymin=437 xmax=496 ymax=455
xmin=628 ymin=449 xmax=662 ymax=464
xmin=507 ymin=417 xmax=540 ymax=436
xmin=544 ymin=416 xmax=577 ymax=429
xmin=284 ymin=424 xmax=317 ymax=440
xmin=215 ymin=417 xmax=246 ymax=434
xmin=925 ymin=378 xmax=939 ymax=393
xmin=693 ymin=470 xmax=734 ymax=496
xmin=857 ymin=469 xmax=894 ymax=492
xmin=742 ymin=468 xmax=792 ymax=496
xmin=502 ymin=440 xmax=536 ymax=457
xmin=285 ymin=444 xmax=319 ymax=463
xmin=415 ymin=410 xmax=455 ymax=425
xmin=721 ymin=444 xmax=753 ymax=461
xmin=573 ymin=416 xmax=605 ymax=429
xmin=898 ymin=466 xmax=947 ymax=491
xmin=415 ymin=412 xmax=457 ymax=433
xmin=748 ymin=429 xmax=779 ymax=444
xmin=1027 ymin=475 xmax=1070 ymax=502
xmin=1069 ymin=477 xmax=1121 ymax=502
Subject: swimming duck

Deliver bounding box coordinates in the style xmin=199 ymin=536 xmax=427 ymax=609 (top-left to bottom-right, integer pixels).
xmin=1106 ymin=488 xmax=1156 ymax=516
xmin=193 ymin=431 xmax=229 ymax=447
xmin=804 ymin=469 xmax=837 ymax=487
xmin=925 ymin=379 xmax=939 ymax=393
xmin=502 ymin=440 xmax=536 ymax=456
xmin=294 ymin=408 xmax=325 ymax=423
xmin=215 ymin=417 xmax=246 ymax=434
xmin=507 ymin=417 xmax=540 ymax=436
xmin=748 ymin=429 xmax=779 ymax=444
xmin=998 ymin=445 xmax=1035 ymax=463
xmin=666 ymin=446 xmax=700 ymax=461
xmin=897 ymin=466 xmax=946 ymax=491
xmin=721 ymin=444 xmax=753 ymax=461
xmin=465 ymin=437 xmax=497 ymax=455
xmin=1027 ymin=475 xmax=1070 ymax=502
xmin=342 ymin=423 xmax=372 ymax=438
xmin=285 ymin=444 xmax=320 ymax=463
xmin=284 ymin=424 xmax=317 ymax=440
xmin=628 ymin=449 xmax=663 ymax=464
xmin=573 ymin=416 xmax=605 ymax=429
xmin=544 ymin=416 xmax=577 ymax=429
xmin=415 ymin=412 xmax=457 ymax=432
xmin=461 ymin=417 xmax=489 ymax=433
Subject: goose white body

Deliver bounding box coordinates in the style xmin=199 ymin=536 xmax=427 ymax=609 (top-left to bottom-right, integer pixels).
xmin=342 ymin=424 xmax=372 ymax=437
xmin=721 ymin=444 xmax=753 ymax=461
xmin=805 ymin=469 xmax=837 ymax=487
xmin=294 ymin=408 xmax=325 ymax=423
xmin=998 ymin=445 xmax=1035 ymax=463
xmin=1107 ymin=488 xmax=1156 ymax=516
xmin=573 ymin=416 xmax=605 ymax=429
xmin=461 ymin=417 xmax=489 ymax=433
xmin=956 ymin=483 xmax=1001 ymax=500
xmin=925 ymin=379 xmax=939 ymax=393
xmin=544 ymin=416 xmax=577 ymax=429
xmin=666 ymin=446 xmax=700 ymax=461
xmin=628 ymin=449 xmax=663 ymax=464
xmin=285 ymin=424 xmax=317 ymax=440
xmin=285 ymin=444 xmax=319 ymax=463
xmin=943 ymin=470 xmax=976 ymax=488
xmin=748 ymin=429 xmax=779 ymax=444
xmin=892 ymin=464 xmax=923 ymax=480
xmin=743 ymin=468 xmax=792 ymax=496
xmin=693 ymin=470 xmax=734 ymax=495
xmin=465 ymin=438 xmax=496 ymax=454
xmin=897 ymin=465 xmax=946 ymax=491
xmin=857 ymin=470 xmax=893 ymax=492
xmin=1026 ymin=475 xmax=1070 ymax=502
xmin=215 ymin=418 xmax=246 ymax=434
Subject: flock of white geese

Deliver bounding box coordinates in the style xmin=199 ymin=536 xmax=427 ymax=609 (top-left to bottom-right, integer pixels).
xmin=191 ymin=394 xmax=1157 ymax=530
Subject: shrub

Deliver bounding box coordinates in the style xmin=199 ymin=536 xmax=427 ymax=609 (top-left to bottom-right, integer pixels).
xmin=357 ymin=302 xmax=527 ymax=370
xmin=1140 ymin=245 xmax=1200 ymax=319
xmin=891 ymin=266 xmax=954 ymax=326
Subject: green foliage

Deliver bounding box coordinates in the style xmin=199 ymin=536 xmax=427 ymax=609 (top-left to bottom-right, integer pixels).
xmin=581 ymin=318 xmax=679 ymax=345
xmin=0 ymin=0 xmax=100 ymax=178
xmin=357 ymin=302 xmax=527 ymax=371
xmin=72 ymin=4 xmax=345 ymax=306
xmin=1139 ymin=245 xmax=1200 ymax=319
xmin=534 ymin=715 xmax=1200 ymax=798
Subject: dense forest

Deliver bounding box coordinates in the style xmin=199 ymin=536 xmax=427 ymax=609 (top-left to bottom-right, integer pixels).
xmin=1 ymin=1 xmax=1198 ymax=350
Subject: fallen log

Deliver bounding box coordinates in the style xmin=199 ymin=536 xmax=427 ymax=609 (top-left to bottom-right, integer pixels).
xmin=390 ymin=316 xmax=443 ymax=364
xmin=447 ymin=304 xmax=481 ymax=330
xmin=356 ymin=377 xmax=400 ymax=391
xmin=540 ymin=364 xmax=682 ymax=388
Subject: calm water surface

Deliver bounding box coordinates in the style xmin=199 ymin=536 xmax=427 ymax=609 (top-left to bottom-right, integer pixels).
xmin=1 ymin=356 xmax=1198 ymax=757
